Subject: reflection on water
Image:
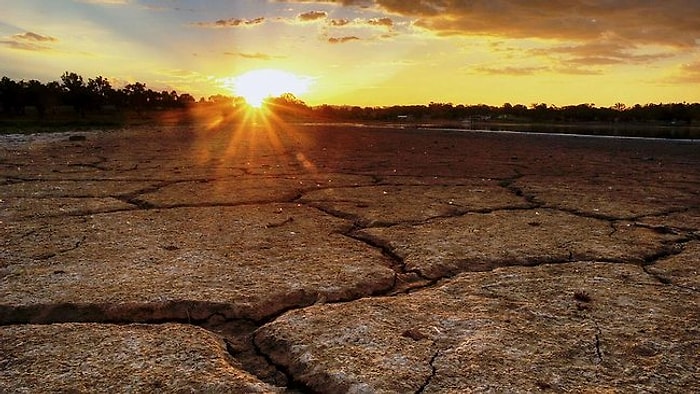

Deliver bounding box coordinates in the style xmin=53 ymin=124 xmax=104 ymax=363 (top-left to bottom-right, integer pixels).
xmin=446 ymin=121 xmax=699 ymax=140
xmin=302 ymin=121 xmax=699 ymax=140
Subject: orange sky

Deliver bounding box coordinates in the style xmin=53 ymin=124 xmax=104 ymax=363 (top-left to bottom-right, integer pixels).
xmin=1 ymin=0 xmax=699 ymax=107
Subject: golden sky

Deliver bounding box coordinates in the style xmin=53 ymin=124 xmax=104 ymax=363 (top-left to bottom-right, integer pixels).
xmin=1 ymin=0 xmax=699 ymax=107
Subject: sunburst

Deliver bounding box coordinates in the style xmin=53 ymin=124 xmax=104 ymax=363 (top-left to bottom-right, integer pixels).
xmin=223 ymin=69 xmax=313 ymax=108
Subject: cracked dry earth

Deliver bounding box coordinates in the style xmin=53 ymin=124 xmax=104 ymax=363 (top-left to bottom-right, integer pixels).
xmin=1 ymin=122 xmax=699 ymax=393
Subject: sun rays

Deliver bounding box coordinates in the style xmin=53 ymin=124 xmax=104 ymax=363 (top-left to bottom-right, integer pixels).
xmin=183 ymin=95 xmax=318 ymax=186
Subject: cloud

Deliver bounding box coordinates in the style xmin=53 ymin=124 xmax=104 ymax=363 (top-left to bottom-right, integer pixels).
xmin=75 ymin=0 xmax=130 ymax=4
xmin=470 ymin=63 xmax=605 ymax=76
xmin=284 ymin=1 xmax=700 ymax=48
xmin=12 ymin=32 xmax=58 ymax=42
xmin=325 ymin=16 xmax=394 ymax=29
xmin=224 ymin=51 xmax=282 ymax=60
xmin=1 ymin=31 xmax=58 ymax=51
xmin=532 ymin=42 xmax=675 ymax=66
xmin=328 ymin=36 xmax=360 ymax=44
xmin=366 ymin=17 xmax=393 ymax=28
xmin=276 ymin=0 xmax=373 ymax=6
xmin=388 ymin=1 xmax=700 ymax=47
xmin=193 ymin=17 xmax=265 ymax=28
xmin=329 ymin=18 xmax=351 ymax=26
xmin=667 ymin=61 xmax=700 ymax=83
xmin=298 ymin=10 xmax=328 ymax=22
xmin=472 ymin=65 xmax=548 ymax=76
xmin=553 ymin=66 xmax=604 ymax=76
xmin=0 ymin=40 xmax=48 ymax=51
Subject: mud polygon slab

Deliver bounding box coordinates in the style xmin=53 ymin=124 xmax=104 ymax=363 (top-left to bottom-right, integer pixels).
xmin=638 ymin=208 xmax=700 ymax=233
xmin=358 ymin=209 xmax=683 ymax=278
xmin=256 ymin=263 xmax=699 ymax=392
xmin=0 ymin=197 xmax=134 ymax=222
xmin=0 ymin=323 xmax=277 ymax=392
xmin=0 ymin=179 xmax=158 ymax=199
xmin=301 ymin=182 xmax=530 ymax=226
xmin=0 ymin=204 xmax=395 ymax=323
xmin=139 ymin=174 xmax=372 ymax=207
xmin=646 ymin=241 xmax=700 ymax=291
xmin=514 ymin=175 xmax=698 ymax=219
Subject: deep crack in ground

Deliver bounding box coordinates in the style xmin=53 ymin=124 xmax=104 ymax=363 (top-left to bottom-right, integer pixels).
xmin=2 ymin=124 xmax=698 ymax=392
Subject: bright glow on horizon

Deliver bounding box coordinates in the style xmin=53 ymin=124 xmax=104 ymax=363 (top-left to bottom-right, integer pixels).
xmin=223 ymin=69 xmax=313 ymax=107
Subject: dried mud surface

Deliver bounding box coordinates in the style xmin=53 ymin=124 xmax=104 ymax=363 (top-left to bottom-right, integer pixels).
xmin=1 ymin=123 xmax=698 ymax=392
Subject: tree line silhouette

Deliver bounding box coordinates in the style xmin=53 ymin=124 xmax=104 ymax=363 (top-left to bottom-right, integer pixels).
xmin=0 ymin=72 xmax=197 ymax=118
xmin=2 ymin=72 xmax=699 ymax=126
xmin=312 ymin=101 xmax=700 ymax=125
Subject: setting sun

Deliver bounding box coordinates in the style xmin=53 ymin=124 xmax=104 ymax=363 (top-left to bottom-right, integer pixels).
xmin=224 ymin=69 xmax=313 ymax=108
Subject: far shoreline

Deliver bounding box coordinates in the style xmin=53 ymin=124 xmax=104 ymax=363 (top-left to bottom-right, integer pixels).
xmin=1 ymin=107 xmax=698 ymax=140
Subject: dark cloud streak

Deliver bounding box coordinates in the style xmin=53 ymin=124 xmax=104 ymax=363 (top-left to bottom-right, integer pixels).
xmin=328 ymin=36 xmax=360 ymax=44
xmin=276 ymin=0 xmax=372 ymax=6
xmin=532 ymin=42 xmax=675 ymax=66
xmin=329 ymin=18 xmax=351 ymax=26
xmin=472 ymin=65 xmax=548 ymax=76
xmin=13 ymin=32 xmax=58 ymax=42
xmin=1 ymin=31 xmax=58 ymax=51
xmin=281 ymin=0 xmax=700 ymax=48
xmin=298 ymin=10 xmax=328 ymax=21
xmin=223 ymin=51 xmax=283 ymax=60
xmin=671 ymin=61 xmax=700 ymax=83
xmin=367 ymin=17 xmax=393 ymax=27
xmin=194 ymin=17 xmax=265 ymax=28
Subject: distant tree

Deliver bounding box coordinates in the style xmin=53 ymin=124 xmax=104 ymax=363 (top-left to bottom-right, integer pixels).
xmin=612 ymin=102 xmax=627 ymax=112
xmin=61 ymin=72 xmax=90 ymax=116
xmin=159 ymin=90 xmax=179 ymax=108
xmin=177 ymin=93 xmax=195 ymax=106
xmin=0 ymin=76 xmax=25 ymax=115
xmin=313 ymin=104 xmax=336 ymax=119
xmin=511 ymin=104 xmax=528 ymax=117
xmin=123 ymin=82 xmax=148 ymax=113
xmin=208 ymin=94 xmax=233 ymax=106
xmin=688 ymin=103 xmax=700 ymax=125
xmin=428 ymin=102 xmax=455 ymax=119
xmin=500 ymin=102 xmax=513 ymax=117
xmin=109 ymin=88 xmax=128 ymax=109
xmin=145 ymin=89 xmax=162 ymax=108
xmin=529 ymin=103 xmax=553 ymax=121
xmin=266 ymin=93 xmax=310 ymax=118
xmin=87 ymin=76 xmax=113 ymax=109
xmin=25 ymin=79 xmax=61 ymax=117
